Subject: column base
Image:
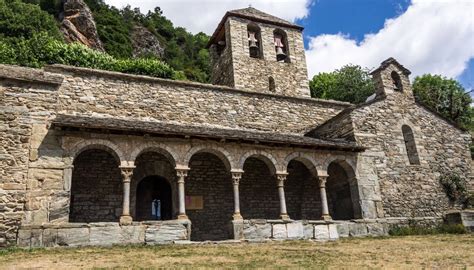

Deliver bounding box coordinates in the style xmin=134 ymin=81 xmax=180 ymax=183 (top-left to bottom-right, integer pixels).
xmin=280 ymin=214 xmax=291 ymax=220
xmin=321 ymin=214 xmax=332 ymax=221
xmin=232 ymin=213 xmax=243 ymax=220
xmin=177 ymin=214 xmax=189 ymax=220
xmin=119 ymin=215 xmax=133 ymax=225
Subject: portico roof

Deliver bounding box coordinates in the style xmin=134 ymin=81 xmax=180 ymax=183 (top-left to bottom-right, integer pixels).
xmin=51 ymin=114 xmax=364 ymax=152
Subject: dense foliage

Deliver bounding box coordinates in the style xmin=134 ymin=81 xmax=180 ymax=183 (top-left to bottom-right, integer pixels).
xmin=0 ymin=0 xmax=203 ymax=80
xmin=0 ymin=32 xmax=178 ymax=79
xmin=19 ymin=0 xmax=212 ymax=81
xmin=309 ymin=65 xmax=376 ymax=104
xmin=413 ymin=74 xmax=472 ymax=129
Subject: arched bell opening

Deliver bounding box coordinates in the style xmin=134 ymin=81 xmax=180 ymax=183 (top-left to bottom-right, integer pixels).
xmin=285 ymin=160 xmax=321 ymax=220
xmin=240 ymin=156 xmax=279 ymax=219
xmin=273 ymin=29 xmax=290 ymax=62
xmin=70 ymin=148 xmax=122 ymax=223
xmin=135 ymin=176 xmax=173 ymax=221
xmin=247 ymin=23 xmax=263 ymax=59
xmin=132 ymin=151 xmax=177 ymax=220
xmin=186 ymin=152 xmax=233 ymax=241
xmin=326 ymin=161 xmax=359 ymax=220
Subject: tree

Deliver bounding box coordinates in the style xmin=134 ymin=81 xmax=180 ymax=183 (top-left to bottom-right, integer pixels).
xmin=413 ymin=74 xmax=472 ymax=129
xmin=309 ymin=65 xmax=375 ymax=104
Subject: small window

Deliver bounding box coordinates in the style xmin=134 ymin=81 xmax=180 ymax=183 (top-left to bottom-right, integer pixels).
xmin=402 ymin=125 xmax=420 ymax=165
xmin=391 ymin=71 xmax=403 ymax=91
xmin=273 ymin=29 xmax=289 ymax=62
xmin=269 ymin=76 xmax=276 ymax=92
xmin=247 ymin=24 xmax=262 ymax=59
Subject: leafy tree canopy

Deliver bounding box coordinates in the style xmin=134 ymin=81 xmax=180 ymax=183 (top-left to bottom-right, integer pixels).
xmin=309 ymin=65 xmax=376 ymax=104
xmin=413 ymin=74 xmax=472 ymax=129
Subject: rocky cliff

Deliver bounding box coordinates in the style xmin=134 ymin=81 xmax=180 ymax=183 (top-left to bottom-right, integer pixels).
xmin=60 ymin=0 xmax=104 ymax=51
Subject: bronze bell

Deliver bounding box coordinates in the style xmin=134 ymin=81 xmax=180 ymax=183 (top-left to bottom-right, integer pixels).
xmin=248 ymin=32 xmax=258 ymax=49
xmin=276 ymin=47 xmax=286 ymax=61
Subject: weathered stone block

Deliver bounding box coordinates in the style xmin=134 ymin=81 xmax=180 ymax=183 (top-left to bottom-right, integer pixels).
xmin=57 ymin=227 xmax=89 ymax=247
xmin=120 ymin=225 xmax=145 ymax=244
xmin=272 ymin=224 xmax=287 ymax=239
xmin=90 ymin=224 xmax=121 ymax=246
xmin=367 ymin=223 xmax=386 ymax=236
xmin=314 ymin=225 xmax=329 ymax=241
xmin=336 ymin=223 xmax=350 ymax=238
xmin=243 ymin=223 xmax=271 ymax=239
xmin=349 ymin=223 xmax=368 ymax=237
xmin=287 ymin=221 xmax=304 ymax=239
xmin=42 ymin=228 xmax=59 ymax=247
xmin=17 ymin=229 xmax=32 ymax=247
xmin=328 ymin=224 xmax=339 ymax=240
xmin=145 ymin=223 xmax=187 ymax=244
xmin=303 ymin=224 xmax=314 ymax=239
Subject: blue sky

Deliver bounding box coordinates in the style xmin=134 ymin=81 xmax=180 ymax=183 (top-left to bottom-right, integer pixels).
xmin=297 ymin=0 xmax=472 ymax=89
xmin=106 ymin=0 xmax=473 ymax=90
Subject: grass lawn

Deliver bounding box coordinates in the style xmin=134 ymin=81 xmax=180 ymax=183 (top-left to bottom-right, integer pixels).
xmin=0 ymin=234 xmax=472 ymax=269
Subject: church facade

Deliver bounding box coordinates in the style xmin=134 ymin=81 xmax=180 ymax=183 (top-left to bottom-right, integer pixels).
xmin=0 ymin=8 xmax=471 ymax=247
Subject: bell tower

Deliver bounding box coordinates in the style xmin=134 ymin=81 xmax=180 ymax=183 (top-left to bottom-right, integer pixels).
xmin=207 ymin=7 xmax=310 ymax=97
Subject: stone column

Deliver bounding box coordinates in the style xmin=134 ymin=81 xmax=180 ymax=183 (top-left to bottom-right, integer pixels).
xmin=119 ymin=166 xmax=135 ymax=225
xmin=176 ymin=167 xmax=190 ymax=220
xmin=231 ymin=170 xmax=244 ymax=220
xmin=318 ymin=175 xmax=332 ymax=221
xmin=276 ymin=172 xmax=290 ymax=220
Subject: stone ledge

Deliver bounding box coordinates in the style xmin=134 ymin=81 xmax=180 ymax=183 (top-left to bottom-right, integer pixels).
xmin=0 ymin=64 xmax=63 ymax=86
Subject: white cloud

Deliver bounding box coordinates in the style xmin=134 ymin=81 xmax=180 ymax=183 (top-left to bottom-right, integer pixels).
xmin=305 ymin=0 xmax=474 ymax=80
xmin=104 ymin=0 xmax=312 ymax=35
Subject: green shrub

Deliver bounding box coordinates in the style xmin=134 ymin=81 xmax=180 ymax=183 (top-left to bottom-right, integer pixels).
xmin=439 ymin=173 xmax=468 ymax=205
xmin=389 ymin=224 xmax=467 ymax=236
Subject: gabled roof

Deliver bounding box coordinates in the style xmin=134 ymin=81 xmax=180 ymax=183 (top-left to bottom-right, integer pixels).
xmin=207 ymin=7 xmax=303 ymax=48
xmin=370 ymin=57 xmax=411 ymax=75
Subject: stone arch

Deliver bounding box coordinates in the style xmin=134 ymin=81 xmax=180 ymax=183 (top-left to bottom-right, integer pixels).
xmin=247 ymin=23 xmax=263 ymax=59
xmin=273 ymin=28 xmax=290 ymax=62
xmin=184 ymin=145 xmax=233 ymax=171
xmin=285 ymin=153 xmax=321 ymax=220
xmin=68 ymin=139 xmax=124 ymax=165
xmin=391 ymin=70 xmax=403 ymax=91
xmin=238 ymin=151 xmax=278 ymax=174
xmin=130 ymin=143 xmax=179 ymax=167
xmin=326 ymin=159 xmax=361 ymax=220
xmin=284 ymin=152 xmax=318 ymax=177
xmin=322 ymin=156 xmax=356 ymax=180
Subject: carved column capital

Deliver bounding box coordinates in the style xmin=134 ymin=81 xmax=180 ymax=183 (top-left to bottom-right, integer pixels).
xmin=318 ymin=175 xmax=328 ymax=188
xmin=276 ymin=172 xmax=288 ymax=187
xmin=231 ymin=169 xmax=244 ymax=185
xmin=119 ymin=166 xmax=135 ymax=183
xmin=176 ymin=166 xmax=190 ymax=183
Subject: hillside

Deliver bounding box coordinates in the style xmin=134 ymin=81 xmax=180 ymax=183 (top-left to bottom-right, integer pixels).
xmin=1 ymin=0 xmax=210 ymax=82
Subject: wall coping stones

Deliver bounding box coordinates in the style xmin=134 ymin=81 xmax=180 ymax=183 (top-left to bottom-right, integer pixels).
xmin=0 ymin=64 xmax=64 ymax=86
xmin=43 ymin=64 xmax=351 ymax=108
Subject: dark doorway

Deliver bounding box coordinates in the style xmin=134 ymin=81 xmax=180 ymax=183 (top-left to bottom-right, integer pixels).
xmin=136 ymin=176 xmax=172 ymax=221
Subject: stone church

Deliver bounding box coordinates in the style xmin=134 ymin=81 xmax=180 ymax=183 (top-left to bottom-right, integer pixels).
xmin=0 ymin=7 xmax=471 ymax=247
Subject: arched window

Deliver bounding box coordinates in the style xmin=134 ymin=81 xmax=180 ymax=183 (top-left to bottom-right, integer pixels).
xmin=402 ymin=125 xmax=420 ymax=165
xmin=273 ymin=29 xmax=289 ymax=62
xmin=269 ymin=76 xmax=276 ymax=92
xmin=391 ymin=71 xmax=403 ymax=91
xmin=247 ymin=24 xmax=262 ymax=59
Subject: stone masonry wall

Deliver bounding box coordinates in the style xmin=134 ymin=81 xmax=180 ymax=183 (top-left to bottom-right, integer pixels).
xmin=46 ymin=65 xmax=347 ymax=133
xmin=240 ymin=158 xmax=280 ymax=219
xmin=227 ymin=17 xmax=309 ymax=98
xmin=351 ymin=63 xmax=472 ymax=218
xmin=286 ymin=160 xmax=321 ymax=220
xmin=186 ymin=153 xmax=233 ymax=241
xmin=70 ymin=149 xmax=122 ymax=222
xmin=0 ymin=69 xmax=63 ymax=246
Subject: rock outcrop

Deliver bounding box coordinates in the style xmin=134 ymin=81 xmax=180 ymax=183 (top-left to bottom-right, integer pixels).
xmin=131 ymin=25 xmax=164 ymax=58
xmin=60 ymin=0 xmax=104 ymax=51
